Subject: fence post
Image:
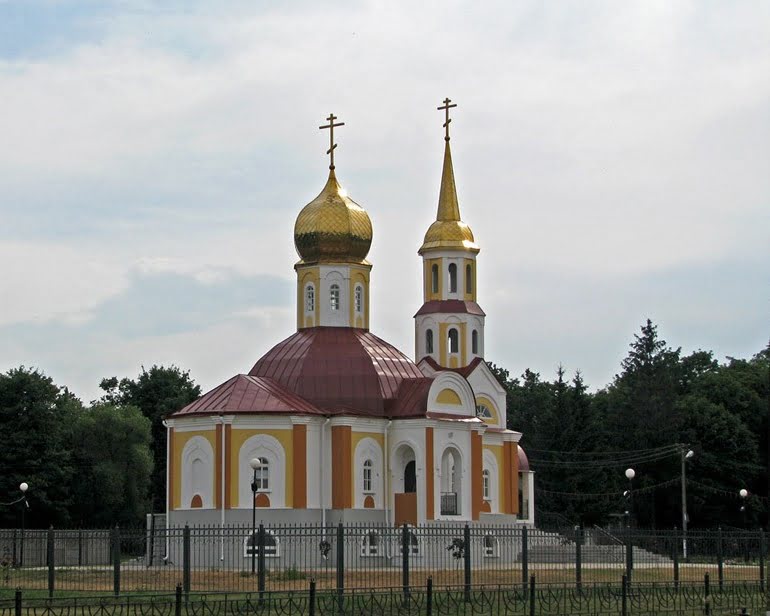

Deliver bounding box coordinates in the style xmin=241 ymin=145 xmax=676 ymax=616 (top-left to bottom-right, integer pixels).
xmin=401 ymin=524 xmax=410 ymax=600
xmin=621 ymin=574 xmax=627 ymax=616
xmin=174 ymin=583 xmax=182 ymax=616
xmin=112 ymin=525 xmax=121 ymax=597
xmin=182 ymin=525 xmax=190 ymax=597
xmin=716 ymin=527 xmax=723 ymax=591
xmin=12 ymin=530 xmax=17 ymax=568
xmin=759 ymin=529 xmax=765 ymax=592
xmin=672 ymin=534 xmax=679 ymax=589
xmin=625 ymin=527 xmax=633 ymax=585
xmin=257 ymin=523 xmax=266 ymax=600
xmin=14 ymin=588 xmax=21 ymax=616
xmin=575 ymin=526 xmax=582 ymax=592
xmin=463 ymin=524 xmax=471 ymax=603
xmin=426 ymin=577 xmax=433 ymax=616
xmin=521 ymin=526 xmax=529 ymax=593
xmin=528 ymin=575 xmax=535 ymax=616
xmin=78 ymin=529 xmax=83 ymax=567
xmin=336 ymin=523 xmax=344 ymax=614
xmin=47 ymin=526 xmax=55 ymax=598
xmin=704 ymin=572 xmax=710 ymax=616
xmin=308 ymin=578 xmax=316 ymax=616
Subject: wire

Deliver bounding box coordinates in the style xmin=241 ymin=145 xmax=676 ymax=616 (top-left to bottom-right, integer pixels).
xmin=535 ymin=477 xmax=681 ymax=499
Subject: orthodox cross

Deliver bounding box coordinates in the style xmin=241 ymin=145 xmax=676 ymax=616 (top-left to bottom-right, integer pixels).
xmin=319 ymin=113 xmax=345 ymax=169
xmin=437 ymin=97 xmax=457 ymax=141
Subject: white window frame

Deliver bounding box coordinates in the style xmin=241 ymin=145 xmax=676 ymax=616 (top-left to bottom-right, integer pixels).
xmin=330 ymin=284 xmax=340 ymax=311
xmin=483 ymin=534 xmax=499 ymax=558
xmin=243 ymin=529 xmax=280 ymax=558
xmin=482 ymin=469 xmax=490 ymax=500
xmin=476 ymin=405 xmax=492 ymax=419
xmin=448 ymin=328 xmax=459 ymax=354
xmin=253 ymin=456 xmax=270 ymax=492
xmin=363 ymin=459 xmax=373 ymax=494
xmin=305 ymin=285 xmax=315 ymax=313
xmin=361 ymin=530 xmax=380 ymax=557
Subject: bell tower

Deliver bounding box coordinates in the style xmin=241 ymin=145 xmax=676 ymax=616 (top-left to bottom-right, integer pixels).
xmin=415 ymin=99 xmax=485 ymax=368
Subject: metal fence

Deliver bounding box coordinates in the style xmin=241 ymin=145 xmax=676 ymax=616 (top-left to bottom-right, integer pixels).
xmin=1 ymin=577 xmax=766 ymax=616
xmin=0 ymin=524 xmax=766 ymax=597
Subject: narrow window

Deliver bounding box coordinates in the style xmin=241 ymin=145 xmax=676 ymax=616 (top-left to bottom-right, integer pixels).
xmin=254 ymin=457 xmax=269 ymax=491
xmin=466 ymin=264 xmax=473 ymax=293
xmin=362 ymin=531 xmax=380 ymax=556
xmin=472 ymin=330 xmax=479 ymax=354
xmin=330 ymin=284 xmax=340 ymax=311
xmin=482 ymin=469 xmax=490 ymax=500
xmin=305 ymin=285 xmax=315 ymax=312
xmin=483 ymin=534 xmax=498 ymax=558
xmin=363 ymin=459 xmax=373 ymax=493
xmin=426 ymin=330 xmax=434 ymax=354
xmin=355 ymin=286 xmax=363 ymax=313
xmin=431 ymin=264 xmax=439 ymax=293
xmin=448 ymin=263 xmax=457 ymax=293
xmin=448 ymin=328 xmax=459 ymax=354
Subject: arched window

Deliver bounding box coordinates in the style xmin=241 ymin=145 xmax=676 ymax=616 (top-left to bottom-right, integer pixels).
xmin=472 ymin=330 xmax=479 ymax=354
xmin=448 ymin=263 xmax=457 ymax=293
xmin=254 ymin=457 xmax=269 ymax=492
xmin=431 ymin=264 xmax=439 ymax=293
xmin=305 ymin=285 xmax=315 ymax=312
xmin=400 ymin=529 xmax=420 ymax=556
xmin=426 ymin=329 xmax=434 ymax=354
xmin=354 ymin=285 xmax=363 ymax=313
xmin=482 ymin=469 xmax=491 ymax=500
xmin=448 ymin=328 xmax=459 ymax=354
xmin=476 ymin=405 xmax=493 ymax=419
xmin=466 ymin=264 xmax=473 ymax=293
xmin=330 ymin=284 xmax=340 ymax=311
xmin=363 ymin=459 xmax=373 ymax=493
xmin=361 ymin=531 xmax=380 ymax=557
xmin=483 ymin=534 xmax=499 ymax=558
xmin=244 ymin=530 xmax=279 ymax=558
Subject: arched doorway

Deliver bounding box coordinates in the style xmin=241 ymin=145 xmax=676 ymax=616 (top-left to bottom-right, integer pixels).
xmin=393 ymin=443 xmax=418 ymax=525
xmin=404 ymin=461 xmax=416 ymax=493
xmin=440 ymin=447 xmax=462 ymax=516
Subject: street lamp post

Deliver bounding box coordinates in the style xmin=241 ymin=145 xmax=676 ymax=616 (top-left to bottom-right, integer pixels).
xmin=249 ymin=458 xmax=263 ymax=575
xmin=739 ymin=488 xmax=748 ymax=528
xmin=681 ymin=448 xmax=694 ymax=559
xmin=624 ymin=468 xmax=635 ymax=528
xmin=19 ymin=482 xmax=28 ymax=568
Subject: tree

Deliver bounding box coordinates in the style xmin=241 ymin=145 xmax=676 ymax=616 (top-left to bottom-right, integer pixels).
xmin=100 ymin=366 xmax=200 ymax=512
xmin=0 ymin=367 xmax=80 ymax=527
xmin=68 ymin=403 xmax=153 ymax=526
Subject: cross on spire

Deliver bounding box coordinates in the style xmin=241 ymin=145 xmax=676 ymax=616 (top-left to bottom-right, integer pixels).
xmin=319 ymin=113 xmax=345 ymax=170
xmin=437 ymin=97 xmax=457 ymax=141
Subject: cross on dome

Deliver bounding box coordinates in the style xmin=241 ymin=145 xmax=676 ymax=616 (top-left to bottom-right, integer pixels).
xmin=319 ymin=113 xmax=345 ymax=169
xmin=437 ymin=98 xmax=457 ymax=141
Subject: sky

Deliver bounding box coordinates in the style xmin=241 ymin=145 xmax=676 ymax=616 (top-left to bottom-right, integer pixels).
xmin=1 ymin=0 xmax=768 ymax=403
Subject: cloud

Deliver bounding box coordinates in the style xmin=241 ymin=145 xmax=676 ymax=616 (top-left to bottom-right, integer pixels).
xmin=0 ymin=1 xmax=768 ymax=403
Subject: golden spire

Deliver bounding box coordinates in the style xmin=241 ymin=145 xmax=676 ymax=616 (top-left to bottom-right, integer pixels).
xmin=419 ymin=98 xmax=478 ymax=254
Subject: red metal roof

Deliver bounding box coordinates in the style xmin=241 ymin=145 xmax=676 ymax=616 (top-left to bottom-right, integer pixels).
xmin=518 ymin=445 xmax=530 ymax=472
xmin=414 ymin=300 xmax=486 ymax=317
xmin=172 ymin=374 xmax=324 ymax=417
xmin=249 ymin=327 xmax=427 ymax=417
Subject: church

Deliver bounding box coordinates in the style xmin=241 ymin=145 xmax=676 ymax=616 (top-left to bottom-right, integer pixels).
xmin=164 ymin=102 xmax=534 ymax=528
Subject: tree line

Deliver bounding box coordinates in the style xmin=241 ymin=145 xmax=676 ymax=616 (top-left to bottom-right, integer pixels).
xmin=493 ymin=320 xmax=769 ymax=530
xmin=0 ymin=320 xmax=767 ymax=529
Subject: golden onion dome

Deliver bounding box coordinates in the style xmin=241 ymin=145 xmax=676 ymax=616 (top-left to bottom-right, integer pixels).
xmin=419 ymin=139 xmax=479 ymax=254
xmin=294 ymin=169 xmax=373 ymax=264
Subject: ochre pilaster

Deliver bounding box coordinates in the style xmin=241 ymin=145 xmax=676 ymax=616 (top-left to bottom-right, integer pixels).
xmin=471 ymin=431 xmax=483 ymax=520
xmin=293 ymin=425 xmax=308 ymax=508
